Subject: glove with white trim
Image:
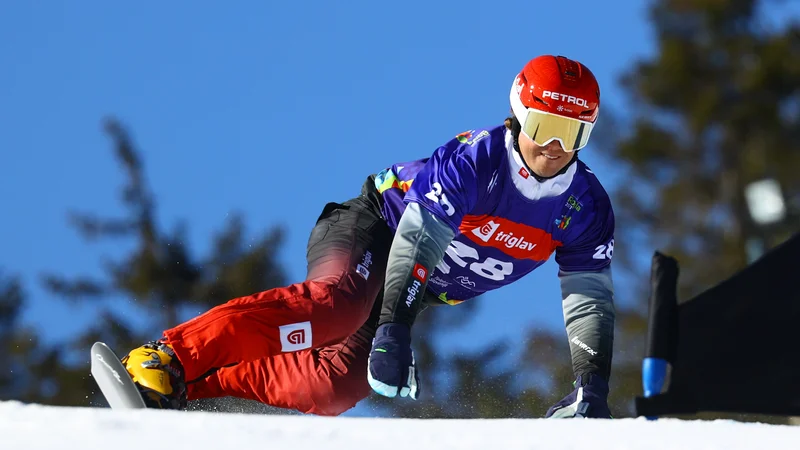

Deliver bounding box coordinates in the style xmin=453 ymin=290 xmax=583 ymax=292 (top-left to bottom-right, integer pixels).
xmin=367 ymin=323 xmax=419 ymax=399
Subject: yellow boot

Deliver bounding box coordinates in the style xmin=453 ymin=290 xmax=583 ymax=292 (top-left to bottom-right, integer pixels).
xmin=121 ymin=341 xmax=187 ymax=409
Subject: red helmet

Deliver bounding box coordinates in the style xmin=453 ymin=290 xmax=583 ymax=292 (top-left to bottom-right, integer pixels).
xmin=509 ymin=55 xmax=600 ymax=151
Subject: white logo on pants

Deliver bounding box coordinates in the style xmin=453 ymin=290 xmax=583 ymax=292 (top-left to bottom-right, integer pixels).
xmin=356 ymin=250 xmax=373 ymax=280
xmin=279 ymin=321 xmax=312 ymax=352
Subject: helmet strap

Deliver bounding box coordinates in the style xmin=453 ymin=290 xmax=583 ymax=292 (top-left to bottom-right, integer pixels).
xmin=510 ymin=116 xmax=579 ymax=182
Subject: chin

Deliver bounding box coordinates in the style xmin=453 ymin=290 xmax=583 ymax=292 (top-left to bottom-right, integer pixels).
xmin=533 ymin=169 xmax=558 ymax=178
xmin=531 ymin=163 xmax=563 ymax=178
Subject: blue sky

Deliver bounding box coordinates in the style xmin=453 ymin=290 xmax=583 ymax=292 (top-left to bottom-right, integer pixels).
xmin=2 ymin=1 xmax=797 ymax=376
xmin=0 ymin=1 xmax=654 ymax=351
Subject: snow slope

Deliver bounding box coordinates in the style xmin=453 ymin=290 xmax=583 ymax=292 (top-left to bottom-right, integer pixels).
xmin=1 ymin=400 xmax=798 ymax=450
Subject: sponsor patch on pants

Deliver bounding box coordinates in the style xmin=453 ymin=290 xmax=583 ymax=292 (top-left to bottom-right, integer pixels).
xmin=356 ymin=250 xmax=373 ymax=280
xmin=279 ymin=321 xmax=312 ymax=352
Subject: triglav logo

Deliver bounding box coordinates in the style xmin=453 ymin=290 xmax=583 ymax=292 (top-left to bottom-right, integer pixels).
xmin=460 ymin=215 xmax=556 ymax=262
xmin=412 ymin=263 xmax=428 ymax=282
xmin=406 ymin=279 xmax=421 ymax=307
xmin=279 ymin=322 xmax=312 ymax=352
xmin=471 ymin=220 xmax=537 ymax=252
xmin=288 ymin=329 xmax=305 ymax=345
xmin=356 ymin=250 xmax=373 ymax=280
xmin=471 ymin=220 xmax=501 ymax=242
xmin=404 ymin=264 xmax=428 ymax=308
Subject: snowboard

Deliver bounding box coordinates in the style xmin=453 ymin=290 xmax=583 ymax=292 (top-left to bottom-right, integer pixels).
xmin=90 ymin=342 xmax=147 ymax=409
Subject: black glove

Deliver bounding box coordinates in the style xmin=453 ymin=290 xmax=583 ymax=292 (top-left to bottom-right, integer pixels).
xmin=546 ymin=373 xmax=612 ymax=418
xmin=367 ymin=323 xmax=419 ymax=399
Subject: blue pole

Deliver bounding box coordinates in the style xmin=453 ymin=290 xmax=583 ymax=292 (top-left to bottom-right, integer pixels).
xmin=642 ymin=357 xmax=668 ymax=421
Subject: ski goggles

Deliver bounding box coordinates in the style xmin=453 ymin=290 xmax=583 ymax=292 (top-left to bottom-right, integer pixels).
xmin=510 ymin=86 xmax=595 ymax=152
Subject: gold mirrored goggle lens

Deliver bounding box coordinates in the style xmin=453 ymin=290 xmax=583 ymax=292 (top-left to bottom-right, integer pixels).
xmin=521 ymin=109 xmax=593 ymax=152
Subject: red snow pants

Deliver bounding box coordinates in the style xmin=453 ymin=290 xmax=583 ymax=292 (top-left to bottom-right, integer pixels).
xmin=163 ymin=181 xmax=394 ymax=416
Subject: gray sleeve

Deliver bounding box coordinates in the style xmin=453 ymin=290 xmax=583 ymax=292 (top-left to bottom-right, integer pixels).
xmin=379 ymin=202 xmax=455 ymax=327
xmin=559 ymin=266 xmax=616 ymax=381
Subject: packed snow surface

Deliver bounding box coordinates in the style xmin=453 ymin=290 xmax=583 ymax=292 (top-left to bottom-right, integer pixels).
xmin=2 ymin=400 xmax=798 ymax=450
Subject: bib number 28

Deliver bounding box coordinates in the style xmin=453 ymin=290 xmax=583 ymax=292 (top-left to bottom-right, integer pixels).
xmin=437 ymin=240 xmax=513 ymax=281
xmin=592 ymin=239 xmax=614 ymax=260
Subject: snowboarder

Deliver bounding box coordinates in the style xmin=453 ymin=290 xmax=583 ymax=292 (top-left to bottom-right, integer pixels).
xmin=120 ymin=54 xmax=616 ymax=418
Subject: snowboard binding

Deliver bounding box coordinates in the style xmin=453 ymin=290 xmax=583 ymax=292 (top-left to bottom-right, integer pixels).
xmin=121 ymin=341 xmax=188 ymax=410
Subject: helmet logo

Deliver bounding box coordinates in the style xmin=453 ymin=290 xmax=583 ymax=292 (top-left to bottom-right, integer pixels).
xmin=542 ymin=90 xmax=589 ymax=108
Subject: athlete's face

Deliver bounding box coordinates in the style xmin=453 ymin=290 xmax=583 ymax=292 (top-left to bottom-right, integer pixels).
xmin=517 ymin=131 xmax=576 ymax=178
